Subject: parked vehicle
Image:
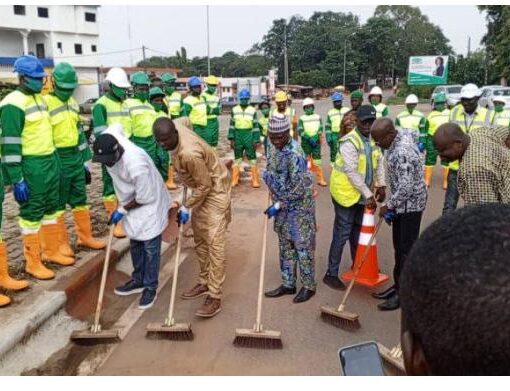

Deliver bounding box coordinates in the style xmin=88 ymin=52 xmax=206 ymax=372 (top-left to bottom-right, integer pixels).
xmin=430 ymin=85 xmax=462 ymax=107
xmin=220 ymin=96 xmax=238 ymax=114
xmin=79 ymin=98 xmax=97 ymax=114
xmin=479 ymin=86 xmax=510 ymax=109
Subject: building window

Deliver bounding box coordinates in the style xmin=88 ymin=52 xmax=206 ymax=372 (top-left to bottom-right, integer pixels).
xmin=91 ymin=45 xmax=97 ymax=53
xmin=37 ymin=7 xmax=49 ymax=18
xmin=74 ymin=44 xmax=82 ymax=55
xmin=13 ymin=5 xmax=25 ymax=15
xmin=85 ymin=12 xmax=96 ymax=22
xmin=36 ymin=43 xmax=45 ymax=59
xmin=57 ymin=42 xmax=62 ymax=53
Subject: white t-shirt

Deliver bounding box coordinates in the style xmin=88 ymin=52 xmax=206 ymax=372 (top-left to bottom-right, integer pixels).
xmin=104 ymin=125 xmax=170 ymax=241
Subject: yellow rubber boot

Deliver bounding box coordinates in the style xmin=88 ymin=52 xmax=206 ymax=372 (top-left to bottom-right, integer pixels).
xmin=57 ymin=215 xmax=74 ymax=257
xmin=23 ymin=233 xmax=55 ymax=280
xmin=73 ymin=209 xmax=106 ymax=250
xmin=0 ymin=293 xmax=11 ymax=307
xmin=103 ymin=200 xmax=126 ymax=239
xmin=251 ymin=165 xmax=261 ymax=188
xmin=316 ymin=166 xmax=328 ymax=187
xmin=231 ymin=166 xmax=240 ymax=187
xmin=424 ymin=166 xmax=434 ymax=188
xmin=442 ymin=167 xmax=449 ymax=190
xmin=166 ymin=166 xmax=177 ymax=190
xmin=40 ymin=224 xmax=75 ymax=266
xmin=0 ymin=241 xmax=28 ymax=291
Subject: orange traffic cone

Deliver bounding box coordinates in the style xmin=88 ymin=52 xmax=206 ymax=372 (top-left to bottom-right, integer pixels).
xmin=341 ymin=207 xmax=389 ymax=287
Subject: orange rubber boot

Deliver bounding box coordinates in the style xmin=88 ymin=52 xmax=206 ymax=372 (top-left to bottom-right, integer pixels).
xmin=316 ymin=166 xmax=328 ymax=187
xmin=40 ymin=224 xmax=75 ymax=266
xmin=442 ymin=167 xmax=449 ymax=190
xmin=57 ymin=215 xmax=74 ymax=257
xmin=73 ymin=209 xmax=106 ymax=250
xmin=231 ymin=166 xmax=240 ymax=187
xmin=0 ymin=293 xmax=10 ymax=307
xmin=166 ymin=166 xmax=177 ymax=190
xmin=0 ymin=241 xmax=28 ymax=291
xmin=424 ymin=166 xmax=433 ymax=188
xmin=251 ymin=165 xmax=261 ymax=188
xmin=103 ymin=200 xmax=126 ymax=238
xmin=23 ymin=233 xmax=55 ymax=280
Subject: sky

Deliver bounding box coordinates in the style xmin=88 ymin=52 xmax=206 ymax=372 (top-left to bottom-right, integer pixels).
xmin=98 ymin=5 xmax=487 ymax=67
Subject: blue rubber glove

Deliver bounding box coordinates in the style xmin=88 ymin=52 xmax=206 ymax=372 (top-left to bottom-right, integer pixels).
xmin=264 ymin=202 xmax=281 ymax=219
xmin=177 ymin=206 xmax=190 ymax=226
xmin=383 ymin=209 xmax=397 ymax=225
xmin=417 ymin=142 xmax=426 ymax=153
xmin=109 ymin=207 xmax=126 ymax=225
xmin=13 ymin=180 xmax=30 ymax=203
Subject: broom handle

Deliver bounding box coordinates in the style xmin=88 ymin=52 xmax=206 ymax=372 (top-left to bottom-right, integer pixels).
xmin=336 ymin=217 xmax=384 ymax=312
xmin=254 ymin=194 xmax=271 ymax=332
xmin=166 ymin=186 xmax=188 ymax=326
xmin=92 ymin=224 xmax=115 ymax=332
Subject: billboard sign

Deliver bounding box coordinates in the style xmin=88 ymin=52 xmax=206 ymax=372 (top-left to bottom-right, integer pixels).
xmin=408 ymin=55 xmax=448 ymax=85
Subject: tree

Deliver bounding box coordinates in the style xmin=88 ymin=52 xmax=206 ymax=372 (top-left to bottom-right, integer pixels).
xmin=449 ymin=51 xmax=487 ymax=86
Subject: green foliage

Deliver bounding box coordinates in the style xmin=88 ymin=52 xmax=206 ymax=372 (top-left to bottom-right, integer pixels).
xmin=0 ymin=86 xmax=15 ymax=101
xmin=396 ymin=83 xmax=435 ymax=99
xmin=449 ymin=51 xmax=490 ymax=86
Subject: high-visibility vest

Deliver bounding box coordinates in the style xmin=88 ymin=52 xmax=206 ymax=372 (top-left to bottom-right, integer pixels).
xmin=489 ymin=109 xmax=510 ymax=127
xmin=373 ymin=103 xmax=387 ymax=118
xmin=397 ymin=109 xmax=425 ymax=131
xmin=448 ymin=105 xmax=491 ymax=170
xmin=201 ymin=91 xmax=220 ymax=120
xmin=232 ymin=105 xmax=256 ymax=129
xmin=327 ymin=107 xmax=350 ymax=133
xmin=330 ymin=129 xmax=380 ymax=207
xmin=300 ymin=113 xmax=321 ymax=137
xmin=259 ymin=115 xmax=269 ymax=137
xmin=45 ymin=94 xmax=86 ymax=151
xmin=0 ymin=90 xmax=54 ymax=158
xmin=125 ymin=98 xmax=158 ymax=138
xmin=427 ymin=109 xmax=450 ymax=136
xmin=183 ymin=95 xmax=207 ymax=127
xmin=164 ymin=91 xmax=182 ymax=118
xmin=94 ymin=95 xmax=131 ymax=138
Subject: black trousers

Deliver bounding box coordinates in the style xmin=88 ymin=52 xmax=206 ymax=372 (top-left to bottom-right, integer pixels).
xmin=392 ymin=211 xmax=423 ymax=290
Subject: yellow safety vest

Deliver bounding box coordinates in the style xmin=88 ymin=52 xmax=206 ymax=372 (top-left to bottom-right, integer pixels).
xmin=125 ymin=98 xmax=158 ymax=138
xmin=330 ymin=129 xmax=380 ymax=207
xmin=427 ymin=109 xmax=450 ymax=136
xmin=448 ymin=105 xmax=491 ymax=170
xmin=45 ymin=94 xmax=84 ymax=149
xmin=164 ymin=91 xmax=182 ymax=117
xmin=374 ymin=103 xmax=387 ymax=118
xmin=232 ymin=105 xmax=256 ymax=129
xmin=94 ymin=95 xmax=132 ymax=138
xmin=259 ymin=116 xmax=269 ymax=137
xmin=300 ymin=113 xmax=321 ymax=137
xmin=0 ymin=90 xmax=55 ymax=157
xmin=489 ymin=109 xmax=510 ymax=127
xmin=328 ymin=107 xmax=350 ymax=133
xmin=183 ymin=95 xmax=207 ymax=127
xmin=201 ymin=91 xmax=220 ymax=119
xmin=397 ymin=109 xmax=425 ymax=131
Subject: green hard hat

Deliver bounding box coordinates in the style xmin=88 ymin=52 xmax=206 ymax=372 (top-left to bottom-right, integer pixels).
xmin=351 ymin=89 xmax=363 ymax=99
xmin=149 ymin=87 xmax=165 ymax=99
xmin=161 ymin=73 xmax=176 ymax=83
xmin=434 ymin=92 xmax=447 ymax=103
xmin=130 ymin=71 xmax=150 ymax=85
xmin=53 ymin=62 xmax=78 ymax=89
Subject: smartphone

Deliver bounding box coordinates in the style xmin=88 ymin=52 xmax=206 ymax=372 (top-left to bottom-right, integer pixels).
xmin=339 ymin=341 xmax=385 ymax=376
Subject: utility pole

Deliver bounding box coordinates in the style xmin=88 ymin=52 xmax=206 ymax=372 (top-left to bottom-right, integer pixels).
xmin=142 ymin=45 xmax=146 ymax=62
xmin=467 ymin=36 xmax=471 ymax=58
xmin=207 ymin=5 xmax=211 ymax=75
xmin=343 ymin=38 xmax=347 ymax=87
xmin=283 ymin=22 xmax=289 ymax=91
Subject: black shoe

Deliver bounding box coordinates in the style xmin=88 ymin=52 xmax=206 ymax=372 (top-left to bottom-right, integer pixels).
xmin=378 ymin=293 xmax=400 ymax=311
xmin=264 ymin=285 xmax=296 ymax=298
xmin=114 ymin=279 xmax=144 ymax=296
xmin=322 ymin=274 xmax=346 ymax=291
xmin=371 ymin=285 xmax=396 ymax=300
xmin=139 ymin=288 xmax=157 ymax=310
xmin=293 ymin=287 xmax=316 ymax=303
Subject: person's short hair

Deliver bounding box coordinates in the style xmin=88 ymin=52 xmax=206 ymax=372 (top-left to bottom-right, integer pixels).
xmin=400 ymin=203 xmax=510 ymax=375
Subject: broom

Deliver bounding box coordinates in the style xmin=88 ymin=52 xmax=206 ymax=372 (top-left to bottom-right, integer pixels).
xmin=233 ymin=194 xmax=282 ymax=349
xmin=378 ymin=343 xmax=406 ymax=375
xmin=146 ymin=186 xmax=193 ymax=340
xmin=320 ymin=217 xmax=384 ymax=330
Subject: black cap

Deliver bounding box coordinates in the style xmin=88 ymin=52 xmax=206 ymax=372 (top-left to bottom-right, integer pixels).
xmin=92 ymin=134 xmax=120 ymax=164
xmin=358 ymin=104 xmax=377 ymax=121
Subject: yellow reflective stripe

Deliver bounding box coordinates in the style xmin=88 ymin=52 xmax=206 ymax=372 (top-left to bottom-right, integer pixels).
xmin=128 ymin=105 xmax=153 ymax=113
xmin=108 ymin=111 xmax=129 ymax=117
xmin=25 ymin=104 xmax=48 ymax=115
xmin=48 ymin=104 xmax=78 ymax=116
xmin=2 ymin=137 xmax=22 ymax=144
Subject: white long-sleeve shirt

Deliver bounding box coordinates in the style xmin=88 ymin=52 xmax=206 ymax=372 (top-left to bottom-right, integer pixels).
xmin=104 ymin=125 xmax=170 ymax=241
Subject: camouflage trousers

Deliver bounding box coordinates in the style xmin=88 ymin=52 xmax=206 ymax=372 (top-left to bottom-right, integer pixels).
xmin=278 ymin=236 xmax=317 ymax=290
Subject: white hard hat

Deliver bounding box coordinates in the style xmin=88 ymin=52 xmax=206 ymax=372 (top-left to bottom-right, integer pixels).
xmin=492 ymin=95 xmax=506 ymax=103
xmin=460 ymin=83 xmax=480 ymax=99
xmin=302 ymin=97 xmax=315 ymax=107
xmin=369 ymin=86 xmax=383 ymax=96
xmin=105 ymin=67 xmax=131 ymax=88
xmin=405 ymin=94 xmax=419 ymax=104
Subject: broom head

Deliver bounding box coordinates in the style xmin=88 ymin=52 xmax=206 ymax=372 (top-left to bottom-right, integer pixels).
xmin=71 ymin=327 xmax=122 ymax=345
xmin=233 ymin=327 xmax=283 ymax=349
xmin=146 ymin=322 xmax=194 ymax=341
xmin=320 ymin=305 xmax=360 ymax=330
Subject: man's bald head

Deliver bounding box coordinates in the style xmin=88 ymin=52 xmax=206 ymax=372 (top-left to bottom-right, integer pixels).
xmin=371 ymin=118 xmax=397 ymax=149
xmin=433 ymin=123 xmax=469 ymax=162
xmin=153 ymin=117 xmax=179 ymax=151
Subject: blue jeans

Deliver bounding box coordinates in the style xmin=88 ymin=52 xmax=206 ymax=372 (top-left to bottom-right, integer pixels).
xmin=326 ymin=199 xmax=364 ymax=277
xmin=130 ymin=234 xmax=162 ymax=291
xmin=442 ymin=169 xmax=459 ymax=216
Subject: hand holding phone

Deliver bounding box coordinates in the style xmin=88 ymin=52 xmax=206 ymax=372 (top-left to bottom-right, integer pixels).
xmin=339 ymin=341 xmax=385 ymax=376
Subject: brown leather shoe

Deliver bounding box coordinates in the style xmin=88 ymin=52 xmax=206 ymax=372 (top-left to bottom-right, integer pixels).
xmin=195 ymin=296 xmax=222 ymax=318
xmin=181 ymin=283 xmax=209 ymax=300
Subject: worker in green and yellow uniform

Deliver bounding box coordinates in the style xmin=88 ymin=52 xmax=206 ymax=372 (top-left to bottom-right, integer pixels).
xmin=92 ymin=67 xmax=131 ymax=238
xmin=298 ymin=97 xmax=327 ymax=187
xmin=46 ymin=62 xmax=106 ymax=262
xmin=270 ymin=91 xmax=298 ymax=140
xmin=125 ymin=71 xmax=169 ymax=181
xmin=395 ymin=94 xmax=427 ymax=152
xmin=489 ymin=95 xmax=510 ymax=127
xmin=229 ymin=89 xmax=260 ymax=188
xmin=368 ymin=86 xmax=389 ymax=118
xmin=149 ymin=86 xmax=177 ymax=190
xmin=0 ymin=55 xmax=68 ymax=280
xmin=258 ymin=100 xmax=271 ymax=156
xmin=201 ymin=75 xmax=221 ymax=149
xmin=326 ymin=92 xmax=350 ymax=166
xmin=350 ymin=89 xmax=364 ymax=111
xmin=424 ymin=92 xmax=450 ymax=189
xmin=161 ymin=73 xmax=182 ymax=120
xmin=182 ymin=76 xmax=210 ymax=144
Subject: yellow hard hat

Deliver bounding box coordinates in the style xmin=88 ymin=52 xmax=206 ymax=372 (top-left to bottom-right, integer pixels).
xmin=275 ymin=91 xmax=287 ymax=103
xmin=205 ymin=75 xmax=219 ymax=85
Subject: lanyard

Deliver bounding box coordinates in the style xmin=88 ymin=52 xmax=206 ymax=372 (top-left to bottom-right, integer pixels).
xmin=464 ymin=112 xmax=476 ymax=132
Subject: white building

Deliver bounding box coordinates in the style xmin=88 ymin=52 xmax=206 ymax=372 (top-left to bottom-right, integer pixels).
xmin=219 ymin=77 xmax=268 ymax=100
xmin=0 ymin=5 xmax=100 ymax=103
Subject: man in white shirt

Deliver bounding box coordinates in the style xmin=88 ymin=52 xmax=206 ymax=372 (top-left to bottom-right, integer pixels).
xmin=92 ymin=124 xmax=171 ymax=309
